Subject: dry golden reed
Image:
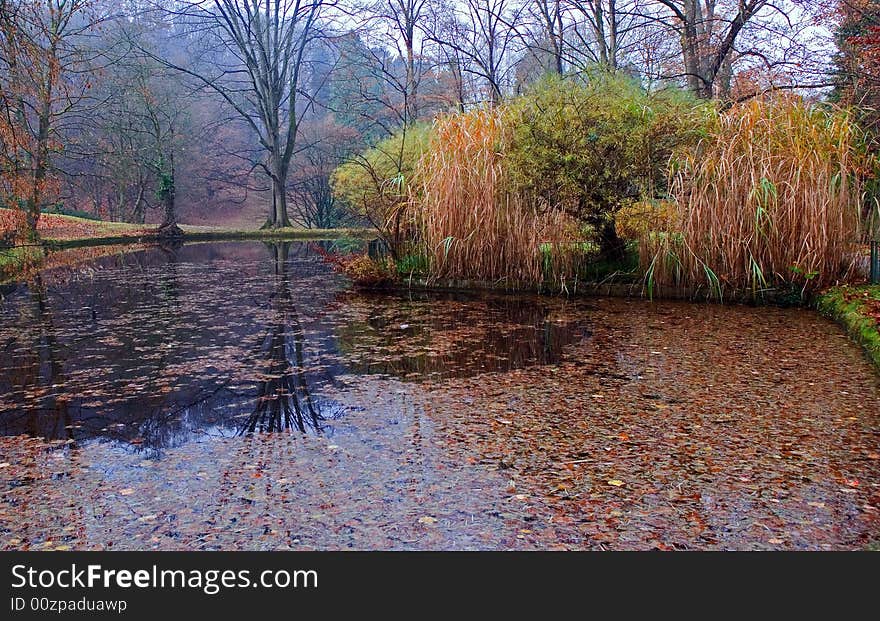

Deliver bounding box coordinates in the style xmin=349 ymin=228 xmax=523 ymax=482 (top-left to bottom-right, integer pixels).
xmin=644 ymin=96 xmax=866 ymax=297
xmin=415 ymin=108 xmax=579 ymax=288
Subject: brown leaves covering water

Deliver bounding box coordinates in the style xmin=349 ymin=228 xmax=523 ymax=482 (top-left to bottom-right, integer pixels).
xmin=0 ymin=242 xmax=879 ymax=550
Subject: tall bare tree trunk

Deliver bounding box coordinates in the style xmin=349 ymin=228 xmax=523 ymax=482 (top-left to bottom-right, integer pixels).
xmin=157 ymin=151 xmax=183 ymax=237
xmin=267 ymin=148 xmax=292 ymax=228
xmin=404 ymin=29 xmax=418 ymax=123
xmin=682 ymin=0 xmax=705 ymax=97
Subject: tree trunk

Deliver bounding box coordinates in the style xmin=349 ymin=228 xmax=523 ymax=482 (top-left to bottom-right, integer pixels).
xmin=589 ymin=214 xmax=627 ymax=261
xmin=405 ymin=31 xmax=418 ymax=123
xmin=24 ymin=97 xmax=52 ymax=241
xmin=682 ymin=1 xmax=706 ymax=97
xmin=715 ymin=51 xmax=733 ymax=101
xmin=265 ymin=151 xmax=292 ymax=229
xmin=157 ymin=161 xmax=183 ymax=238
xmin=157 ymin=190 xmax=183 ymax=237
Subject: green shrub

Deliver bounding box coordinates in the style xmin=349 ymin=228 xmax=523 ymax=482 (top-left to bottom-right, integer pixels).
xmin=503 ymin=72 xmax=711 ymax=259
xmin=396 ymin=253 xmax=428 ymax=276
xmin=331 ymin=123 xmax=433 ymax=255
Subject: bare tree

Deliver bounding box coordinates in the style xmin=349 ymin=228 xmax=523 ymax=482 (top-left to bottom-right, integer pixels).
xmin=427 ymin=0 xmax=526 ymax=104
xmin=132 ymin=61 xmax=188 ymax=235
xmin=646 ymin=1 xmax=772 ymax=98
xmin=0 ymin=0 xmax=108 ymax=239
xmin=566 ymin=0 xmax=652 ymax=71
xmin=288 ymin=114 xmax=358 ymax=228
xmin=149 ymin=0 xmax=329 ymax=228
xmin=362 ymin=0 xmax=431 ymax=123
xmin=530 ymin=0 xmax=565 ymax=74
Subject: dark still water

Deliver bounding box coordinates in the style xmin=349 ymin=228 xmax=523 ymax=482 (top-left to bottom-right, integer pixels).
xmin=0 ymin=241 xmax=879 ymax=550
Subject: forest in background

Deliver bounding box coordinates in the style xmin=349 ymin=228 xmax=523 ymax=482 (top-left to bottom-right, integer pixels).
xmin=1 ymin=0 xmax=871 ymax=236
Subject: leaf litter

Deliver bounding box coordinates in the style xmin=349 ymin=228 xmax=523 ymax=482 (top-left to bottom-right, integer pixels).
xmin=0 ymin=241 xmax=879 ymax=550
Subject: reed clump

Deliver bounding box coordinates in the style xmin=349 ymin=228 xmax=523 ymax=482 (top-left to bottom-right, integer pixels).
xmin=415 ymin=108 xmax=581 ymax=288
xmin=644 ymin=96 xmax=867 ymax=298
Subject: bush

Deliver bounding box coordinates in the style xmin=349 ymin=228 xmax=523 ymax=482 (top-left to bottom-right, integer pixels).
xmin=396 ymin=253 xmax=428 ymax=276
xmin=331 ymin=124 xmax=433 ymax=255
xmin=503 ymin=72 xmax=710 ymax=259
xmin=314 ymin=245 xmax=396 ymax=288
xmin=645 ymin=96 xmax=868 ymax=298
xmin=415 ymin=108 xmax=583 ymax=288
xmin=615 ymin=200 xmax=676 ymax=240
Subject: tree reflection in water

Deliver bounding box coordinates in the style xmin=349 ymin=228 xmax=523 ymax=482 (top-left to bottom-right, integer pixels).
xmin=239 ymin=242 xmax=341 ymax=435
xmin=0 ymin=241 xmax=346 ymax=450
xmin=23 ymin=273 xmax=73 ymax=442
xmin=335 ymin=291 xmax=591 ymax=380
xmin=0 ymin=240 xmax=584 ymax=450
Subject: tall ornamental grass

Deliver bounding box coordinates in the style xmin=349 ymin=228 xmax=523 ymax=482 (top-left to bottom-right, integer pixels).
xmin=416 ymin=108 xmax=580 ymax=288
xmin=644 ymin=97 xmax=867 ymax=297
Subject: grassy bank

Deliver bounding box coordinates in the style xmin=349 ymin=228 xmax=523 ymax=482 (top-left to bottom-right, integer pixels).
xmin=1 ymin=208 xmax=372 ymax=244
xmin=817 ymin=285 xmax=880 ymax=369
xmin=43 ymin=226 xmax=374 ymax=250
xmin=0 ymin=209 xmax=373 ymax=282
xmin=0 ymin=245 xmax=44 ymax=281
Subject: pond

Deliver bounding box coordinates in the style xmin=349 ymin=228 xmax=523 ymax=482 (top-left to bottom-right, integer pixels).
xmin=0 ymin=240 xmax=878 ymax=550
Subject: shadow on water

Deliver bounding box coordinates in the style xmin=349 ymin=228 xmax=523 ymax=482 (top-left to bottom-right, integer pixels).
xmin=0 ymin=240 xmax=589 ymax=451
xmin=239 ymin=242 xmax=341 ymax=435
xmin=335 ymin=290 xmax=590 ymax=380
xmin=22 ymin=273 xmax=73 ymax=444
xmin=0 ymin=242 xmax=349 ymax=451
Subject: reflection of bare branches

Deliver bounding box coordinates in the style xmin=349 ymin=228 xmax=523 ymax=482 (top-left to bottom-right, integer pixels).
xmin=336 ymin=291 xmax=590 ymax=380
xmin=240 ymin=242 xmax=336 ymax=435
xmin=21 ymin=274 xmax=73 ymax=443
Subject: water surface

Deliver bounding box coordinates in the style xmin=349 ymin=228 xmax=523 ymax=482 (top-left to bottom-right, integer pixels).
xmin=0 ymin=241 xmax=878 ymax=550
